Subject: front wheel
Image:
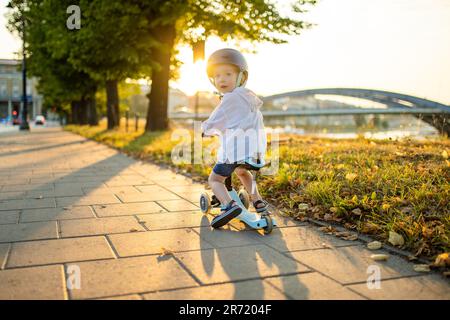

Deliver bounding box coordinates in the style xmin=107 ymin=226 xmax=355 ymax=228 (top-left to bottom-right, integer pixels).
xmin=200 ymin=193 xmax=211 ymax=214
xmin=263 ymin=215 xmax=273 ymax=234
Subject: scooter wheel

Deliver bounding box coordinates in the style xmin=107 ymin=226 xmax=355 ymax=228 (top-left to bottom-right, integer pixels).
xmin=200 ymin=193 xmax=211 ymax=214
xmin=263 ymin=215 xmax=273 ymax=234
xmin=238 ymin=189 xmax=250 ymax=209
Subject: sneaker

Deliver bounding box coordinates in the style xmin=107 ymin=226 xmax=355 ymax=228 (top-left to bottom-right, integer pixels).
xmin=211 ymin=200 xmax=242 ymax=228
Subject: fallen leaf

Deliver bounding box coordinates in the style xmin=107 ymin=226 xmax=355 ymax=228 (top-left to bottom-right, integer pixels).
xmin=345 ymin=173 xmax=358 ymax=182
xmin=388 ymin=231 xmax=405 ymax=246
xmin=352 ymin=208 xmax=362 ymax=216
xmin=160 ymin=247 xmax=174 ymax=256
xmin=433 ymin=253 xmax=450 ymax=267
xmin=298 ymin=203 xmax=309 ymax=211
xmin=371 ymin=254 xmax=389 ymax=261
xmin=413 ymin=264 xmax=430 ymax=273
xmin=342 ymin=234 xmax=358 ymax=241
xmin=323 ymin=213 xmax=333 ymax=221
xmin=335 ymin=231 xmax=351 ymax=237
xmin=367 ymin=241 xmax=382 ymax=250
xmin=129 ymin=228 xmax=139 ymax=232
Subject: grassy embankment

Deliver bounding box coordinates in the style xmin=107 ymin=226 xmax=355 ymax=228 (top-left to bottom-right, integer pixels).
xmin=64 ymin=118 xmax=449 ymax=263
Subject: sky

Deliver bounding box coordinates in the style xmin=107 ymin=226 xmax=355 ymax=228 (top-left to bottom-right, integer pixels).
xmin=1 ymin=0 xmax=449 ymax=105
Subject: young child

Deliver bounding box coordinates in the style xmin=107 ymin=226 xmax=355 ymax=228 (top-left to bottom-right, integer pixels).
xmin=201 ymin=48 xmax=269 ymax=228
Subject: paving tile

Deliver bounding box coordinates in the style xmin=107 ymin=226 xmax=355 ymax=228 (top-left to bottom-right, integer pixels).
xmin=60 ymin=216 xmax=145 ymax=237
xmin=96 ymin=294 xmax=143 ymax=300
xmin=348 ymin=275 xmax=450 ymax=299
xmin=56 ymin=195 xmax=121 ymax=207
xmin=175 ymin=244 xmax=310 ymax=285
xmin=266 ymin=272 xmax=365 ymax=299
xmin=68 ymin=255 xmax=198 ymax=300
xmin=0 ymin=221 xmax=57 ymax=243
xmin=108 ymin=228 xmax=213 ymax=257
xmin=92 ymin=202 xmax=166 ymax=217
xmin=116 ymin=191 xmax=181 ymax=203
xmin=82 ymin=186 xmax=141 ymax=196
xmin=137 ymin=211 xmax=211 ymax=230
xmin=27 ymin=187 xmax=84 ymax=198
xmin=288 ymin=246 xmax=420 ymax=285
xmin=6 ymin=236 xmax=115 ymax=268
xmin=0 ymin=198 xmax=56 ymax=211
xmin=191 ymin=227 xmax=262 ymax=248
xmin=0 ymin=243 xmax=10 ymax=267
xmin=249 ymin=226 xmax=359 ymax=252
xmin=20 ymin=206 xmax=95 ymax=222
xmin=0 ymin=265 xmax=66 ymax=299
xmin=2 ymin=184 xmax=54 ymax=192
xmin=142 ymin=279 xmax=287 ymax=300
xmin=157 ymin=199 xmax=199 ymax=212
xmin=0 ymin=191 xmax=25 ymax=200
xmin=0 ymin=210 xmax=20 ymax=224
xmin=104 ymin=178 xmax=155 ymax=187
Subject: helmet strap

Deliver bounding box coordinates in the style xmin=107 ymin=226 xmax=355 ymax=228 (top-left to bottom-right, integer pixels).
xmin=236 ymin=71 xmax=243 ymax=88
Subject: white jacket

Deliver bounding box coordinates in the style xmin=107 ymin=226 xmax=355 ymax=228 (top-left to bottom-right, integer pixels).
xmin=201 ymin=87 xmax=267 ymax=164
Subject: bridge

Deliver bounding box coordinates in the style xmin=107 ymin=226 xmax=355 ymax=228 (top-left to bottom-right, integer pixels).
xmin=169 ymin=88 xmax=449 ymax=136
xmin=262 ymin=88 xmax=450 ymax=136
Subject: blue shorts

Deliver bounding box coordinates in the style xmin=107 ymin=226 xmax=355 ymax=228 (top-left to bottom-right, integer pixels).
xmin=212 ymin=162 xmax=242 ymax=177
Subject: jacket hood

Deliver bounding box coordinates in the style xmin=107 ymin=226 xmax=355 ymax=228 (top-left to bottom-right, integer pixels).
xmin=232 ymin=87 xmax=263 ymax=112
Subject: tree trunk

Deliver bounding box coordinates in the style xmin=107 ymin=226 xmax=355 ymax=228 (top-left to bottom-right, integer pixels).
xmin=78 ymin=96 xmax=88 ymax=125
xmin=145 ymin=23 xmax=176 ymax=132
xmin=106 ymin=79 xmax=120 ymax=129
xmin=87 ymin=94 xmax=98 ymax=126
xmin=70 ymin=100 xmax=80 ymax=124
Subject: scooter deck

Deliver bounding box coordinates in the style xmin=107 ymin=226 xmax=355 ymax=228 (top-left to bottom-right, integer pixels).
xmin=227 ymin=190 xmax=278 ymax=229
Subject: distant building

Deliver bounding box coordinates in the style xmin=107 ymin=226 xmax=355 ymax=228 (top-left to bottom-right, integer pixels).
xmin=0 ymin=59 xmax=43 ymax=121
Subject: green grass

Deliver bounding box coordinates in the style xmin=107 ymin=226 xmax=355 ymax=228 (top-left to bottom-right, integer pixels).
xmin=64 ymin=119 xmax=450 ymax=260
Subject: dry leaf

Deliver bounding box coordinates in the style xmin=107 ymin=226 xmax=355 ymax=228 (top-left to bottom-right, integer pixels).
xmin=345 ymin=173 xmax=358 ymax=182
xmin=388 ymin=231 xmax=405 ymax=246
xmin=413 ymin=264 xmax=430 ymax=272
xmin=342 ymin=234 xmax=358 ymax=241
xmin=371 ymin=254 xmax=389 ymax=261
xmin=298 ymin=203 xmax=309 ymax=211
xmin=367 ymin=241 xmax=382 ymax=250
xmin=335 ymin=231 xmax=351 ymax=237
xmin=323 ymin=213 xmax=333 ymax=221
xmin=352 ymin=208 xmax=362 ymax=216
xmin=129 ymin=228 xmax=139 ymax=232
xmin=433 ymin=253 xmax=450 ymax=267
xmin=160 ymin=247 xmax=174 ymax=256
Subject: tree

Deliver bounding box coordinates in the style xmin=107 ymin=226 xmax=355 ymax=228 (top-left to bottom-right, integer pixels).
xmin=144 ymin=0 xmax=318 ymax=131
xmin=68 ymin=0 xmax=159 ymax=129
xmin=7 ymin=0 xmax=100 ymax=125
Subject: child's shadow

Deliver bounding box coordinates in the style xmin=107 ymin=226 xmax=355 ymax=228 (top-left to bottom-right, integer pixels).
xmin=199 ymin=215 xmax=309 ymax=300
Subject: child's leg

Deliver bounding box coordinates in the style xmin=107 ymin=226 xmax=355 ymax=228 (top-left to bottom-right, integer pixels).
xmin=208 ymin=172 xmax=233 ymax=205
xmin=234 ymin=167 xmax=263 ymax=203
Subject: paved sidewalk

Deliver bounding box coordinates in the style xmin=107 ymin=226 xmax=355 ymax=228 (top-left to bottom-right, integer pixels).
xmin=0 ymin=127 xmax=448 ymax=300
